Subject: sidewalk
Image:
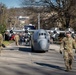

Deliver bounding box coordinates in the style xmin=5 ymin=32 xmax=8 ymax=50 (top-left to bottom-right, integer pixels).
xmin=7 ymin=42 xmax=15 ymax=47
xmin=2 ymin=42 xmax=15 ymax=50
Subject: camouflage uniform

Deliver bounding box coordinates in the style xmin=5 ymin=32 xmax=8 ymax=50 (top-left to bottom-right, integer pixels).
xmin=74 ymin=36 xmax=76 ymax=43
xmin=60 ymin=36 xmax=76 ymax=71
xmin=0 ymin=34 xmax=3 ymax=54
xmin=14 ymin=34 xmax=19 ymax=46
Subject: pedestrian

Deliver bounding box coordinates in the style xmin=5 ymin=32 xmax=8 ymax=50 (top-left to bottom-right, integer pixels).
xmin=0 ymin=33 xmax=3 ymax=55
xmin=19 ymin=33 xmax=24 ymax=45
xmin=59 ymin=31 xmax=76 ymax=71
xmin=5 ymin=31 xmax=10 ymax=41
xmin=14 ymin=33 xmax=19 ymax=46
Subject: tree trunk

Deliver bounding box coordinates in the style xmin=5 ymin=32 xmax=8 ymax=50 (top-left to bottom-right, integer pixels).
xmin=65 ymin=12 xmax=70 ymax=28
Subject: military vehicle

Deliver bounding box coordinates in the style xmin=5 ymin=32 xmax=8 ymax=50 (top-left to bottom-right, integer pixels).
xmin=31 ymin=29 xmax=50 ymax=52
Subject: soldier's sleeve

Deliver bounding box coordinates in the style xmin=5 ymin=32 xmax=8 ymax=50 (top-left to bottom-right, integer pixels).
xmin=72 ymin=39 xmax=76 ymax=53
xmin=72 ymin=39 xmax=76 ymax=49
xmin=59 ymin=38 xmax=65 ymax=51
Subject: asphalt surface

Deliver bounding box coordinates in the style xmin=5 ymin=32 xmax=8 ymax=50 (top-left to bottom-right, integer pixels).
xmin=0 ymin=43 xmax=76 ymax=75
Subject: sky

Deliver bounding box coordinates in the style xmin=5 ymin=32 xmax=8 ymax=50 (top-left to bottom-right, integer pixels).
xmin=0 ymin=0 xmax=21 ymax=8
xmin=0 ymin=0 xmax=55 ymax=8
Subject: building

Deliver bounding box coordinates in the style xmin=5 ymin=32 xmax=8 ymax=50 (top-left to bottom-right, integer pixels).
xmin=18 ymin=16 xmax=30 ymax=25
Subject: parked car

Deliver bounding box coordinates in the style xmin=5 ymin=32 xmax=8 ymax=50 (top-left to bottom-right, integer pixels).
xmin=24 ymin=25 xmax=36 ymax=30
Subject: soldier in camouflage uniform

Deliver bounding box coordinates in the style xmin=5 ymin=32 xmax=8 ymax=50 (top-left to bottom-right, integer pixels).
xmin=60 ymin=31 xmax=76 ymax=71
xmin=0 ymin=33 xmax=3 ymax=55
xmin=14 ymin=33 xmax=19 ymax=46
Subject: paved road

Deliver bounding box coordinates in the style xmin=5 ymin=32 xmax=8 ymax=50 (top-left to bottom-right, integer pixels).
xmin=0 ymin=43 xmax=76 ymax=75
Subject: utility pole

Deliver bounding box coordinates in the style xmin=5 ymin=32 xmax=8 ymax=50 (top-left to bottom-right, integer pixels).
xmin=38 ymin=13 xmax=40 ymax=29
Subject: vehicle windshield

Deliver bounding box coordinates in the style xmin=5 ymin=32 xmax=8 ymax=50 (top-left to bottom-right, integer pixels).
xmin=51 ymin=27 xmax=59 ymax=31
xmin=39 ymin=33 xmax=46 ymax=36
xmin=24 ymin=26 xmax=36 ymax=30
xmin=65 ymin=28 xmax=74 ymax=31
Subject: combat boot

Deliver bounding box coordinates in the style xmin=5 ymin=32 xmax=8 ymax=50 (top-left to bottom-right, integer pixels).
xmin=69 ymin=59 xmax=72 ymax=70
xmin=69 ymin=65 xmax=72 ymax=70
xmin=65 ymin=66 xmax=70 ymax=72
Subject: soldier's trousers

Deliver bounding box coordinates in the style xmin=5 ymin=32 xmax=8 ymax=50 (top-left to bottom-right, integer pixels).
xmin=63 ymin=51 xmax=73 ymax=70
xmin=15 ymin=41 xmax=19 ymax=46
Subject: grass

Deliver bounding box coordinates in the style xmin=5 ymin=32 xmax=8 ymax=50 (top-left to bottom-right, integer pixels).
xmin=3 ymin=40 xmax=14 ymax=46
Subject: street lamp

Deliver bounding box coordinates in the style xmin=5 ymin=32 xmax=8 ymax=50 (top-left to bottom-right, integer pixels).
xmin=38 ymin=13 xmax=40 ymax=29
xmin=35 ymin=6 xmax=44 ymax=29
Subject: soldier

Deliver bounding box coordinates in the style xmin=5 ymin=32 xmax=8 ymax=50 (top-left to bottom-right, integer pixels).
xmin=74 ymin=35 xmax=76 ymax=43
xmin=14 ymin=33 xmax=19 ymax=46
xmin=0 ymin=33 xmax=3 ymax=55
xmin=59 ymin=31 xmax=76 ymax=71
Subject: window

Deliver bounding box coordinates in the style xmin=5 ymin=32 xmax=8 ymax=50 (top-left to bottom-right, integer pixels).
xmin=39 ymin=33 xmax=46 ymax=36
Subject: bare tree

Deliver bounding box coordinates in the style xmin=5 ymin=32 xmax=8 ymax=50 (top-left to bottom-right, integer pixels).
xmin=0 ymin=3 xmax=7 ymax=24
xmin=21 ymin=0 xmax=52 ymax=29
xmin=21 ymin=0 xmax=76 ymax=28
xmin=43 ymin=0 xmax=76 ymax=28
xmin=0 ymin=3 xmax=7 ymax=33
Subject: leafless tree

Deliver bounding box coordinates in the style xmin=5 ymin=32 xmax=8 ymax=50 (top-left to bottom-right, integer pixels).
xmin=43 ymin=0 xmax=76 ymax=28
xmin=21 ymin=0 xmax=76 ymax=29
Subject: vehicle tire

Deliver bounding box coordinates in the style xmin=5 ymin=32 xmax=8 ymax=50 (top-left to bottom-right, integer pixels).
xmin=31 ymin=45 xmax=34 ymax=52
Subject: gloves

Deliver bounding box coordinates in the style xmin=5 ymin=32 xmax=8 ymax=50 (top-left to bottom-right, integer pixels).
xmin=60 ymin=50 xmax=62 ymax=54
